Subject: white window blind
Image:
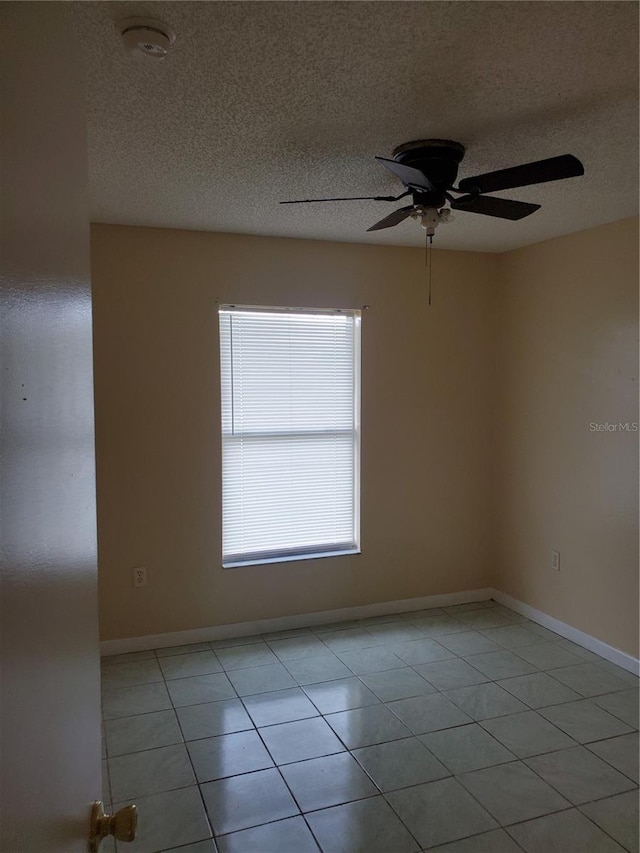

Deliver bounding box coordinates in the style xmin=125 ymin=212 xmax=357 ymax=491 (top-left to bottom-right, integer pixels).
xmin=219 ymin=306 xmax=361 ymax=567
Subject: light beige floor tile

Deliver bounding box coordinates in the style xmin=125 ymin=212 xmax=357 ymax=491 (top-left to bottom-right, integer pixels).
xmin=109 ymin=744 xmax=195 ymax=800
xmin=325 ymin=703 xmax=412 ymax=748
xmin=105 ymin=709 xmax=182 ymax=756
xmin=306 ymin=796 xmax=419 ymax=853
xmin=539 ymin=700 xmax=633 ymax=743
xmin=497 ymin=672 xmax=581 ymax=709
xmin=514 ymin=642 xmax=583 ymax=670
xmin=102 ymin=683 xmax=172 ymax=720
xmin=409 ymin=615 xmax=468 ymax=637
xmin=507 ymin=807 xmax=625 ymax=852
xmin=550 ymin=664 xmax=631 ymax=698
xmin=260 ymin=626 xmax=312 ymax=640
xmin=421 ymin=723 xmax=515 ymax=773
xmin=167 ymin=672 xmax=237 ymax=707
xmin=392 ymin=638 xmax=456 ymax=665
xmin=580 ymin=790 xmax=639 ymax=852
xmin=101 ymin=659 xmax=164 ymax=690
xmin=101 ymin=650 xmax=156 ymax=665
xmin=457 ymin=611 xmax=513 ymax=630
xmin=201 ymin=768 xmax=299 ymax=835
xmin=414 ymin=658 xmax=489 ymax=690
xmin=438 ymin=631 xmax=502 ymax=656
xmin=267 ymin=635 xmax=330 ymax=661
xmin=159 ymin=651 xmax=223 ymax=680
xmin=480 ymin=711 xmax=576 ymax=758
xmin=525 ymin=745 xmax=635 ymax=804
xmin=360 ymin=667 xmax=435 ymax=702
xmin=352 ymin=736 xmax=450 ymax=791
xmin=112 ymin=787 xmax=212 ymax=853
xmin=303 ymin=677 xmax=380 ymax=714
xmin=364 ymin=623 xmax=427 ymax=645
xmin=465 ymin=650 xmax=537 ymax=680
xmin=427 ymin=829 xmax=522 ymax=852
xmin=283 ymin=654 xmax=353 ymax=685
xmin=242 ymin=687 xmax=319 ymax=727
xmin=216 ymin=816 xmax=318 ymax=853
xmin=225 ymin=663 xmax=296 ymax=696
xmin=176 ymin=698 xmax=254 ymax=741
xmin=318 ymin=627 xmax=378 ymax=652
xmin=479 ymin=625 xmax=541 ymax=649
xmin=386 ymin=777 xmax=497 ymax=849
xmin=458 ymin=761 xmax=570 ymax=825
xmin=445 ymin=682 xmax=528 ymax=721
xmin=216 ymin=643 xmax=279 ymax=671
xmin=164 ymin=841 xmax=218 ymax=853
xmin=210 ymin=635 xmax=264 ymax=650
xmin=259 ymin=716 xmax=345 ymax=764
xmin=336 ymin=647 xmax=406 ymax=675
xmin=156 ymin=642 xmax=212 ymax=657
xmin=587 ymin=732 xmax=639 ymax=782
xmin=187 ymin=730 xmax=273 ymax=782
xmin=280 ymin=752 xmax=378 ymax=811
xmin=592 ymin=688 xmax=639 ymax=728
xmin=387 ymin=693 xmax=472 ymax=734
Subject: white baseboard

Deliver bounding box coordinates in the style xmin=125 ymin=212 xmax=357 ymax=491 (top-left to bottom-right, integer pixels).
xmin=100 ymin=586 xmax=640 ymax=676
xmin=99 ymin=587 xmax=495 ymax=656
xmin=491 ymin=590 xmax=640 ymax=676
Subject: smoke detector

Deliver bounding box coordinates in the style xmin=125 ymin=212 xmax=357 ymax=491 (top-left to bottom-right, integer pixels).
xmin=118 ymin=17 xmax=176 ymax=60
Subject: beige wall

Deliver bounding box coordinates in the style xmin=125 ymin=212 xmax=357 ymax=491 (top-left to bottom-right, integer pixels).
xmin=93 ymin=220 xmax=639 ymax=655
xmin=494 ymin=218 xmax=639 ymax=657
xmin=92 ymin=225 xmax=498 ymax=641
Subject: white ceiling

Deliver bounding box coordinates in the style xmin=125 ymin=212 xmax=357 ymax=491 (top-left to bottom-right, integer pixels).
xmin=73 ymin=1 xmax=638 ymax=252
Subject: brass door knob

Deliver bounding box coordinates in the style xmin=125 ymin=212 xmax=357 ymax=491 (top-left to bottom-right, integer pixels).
xmin=89 ymin=801 xmax=137 ymax=852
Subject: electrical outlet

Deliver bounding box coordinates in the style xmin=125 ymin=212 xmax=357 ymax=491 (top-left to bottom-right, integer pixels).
xmin=551 ymin=550 xmax=560 ymax=572
xmin=133 ymin=567 xmax=147 ymax=587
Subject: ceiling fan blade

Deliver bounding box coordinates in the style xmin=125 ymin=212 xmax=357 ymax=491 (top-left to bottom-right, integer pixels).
xmin=280 ymin=193 xmax=405 ymax=204
xmin=458 ymin=154 xmax=584 ymax=194
xmin=366 ymin=205 xmax=415 ymax=232
xmin=451 ymin=195 xmax=540 ymax=220
xmin=375 ymin=157 xmax=435 ymax=191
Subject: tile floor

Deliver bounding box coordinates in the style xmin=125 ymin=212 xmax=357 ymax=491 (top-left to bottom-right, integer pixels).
xmin=101 ymin=600 xmax=639 ymax=853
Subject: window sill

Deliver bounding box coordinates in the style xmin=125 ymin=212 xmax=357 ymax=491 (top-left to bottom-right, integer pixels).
xmin=223 ymin=548 xmax=361 ymax=569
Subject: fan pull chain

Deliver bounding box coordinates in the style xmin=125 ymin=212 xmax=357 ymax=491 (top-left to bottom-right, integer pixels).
xmin=425 ymin=231 xmax=433 ymax=306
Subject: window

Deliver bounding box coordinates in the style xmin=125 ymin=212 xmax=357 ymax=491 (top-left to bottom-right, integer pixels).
xmin=219 ymin=305 xmax=361 ymax=567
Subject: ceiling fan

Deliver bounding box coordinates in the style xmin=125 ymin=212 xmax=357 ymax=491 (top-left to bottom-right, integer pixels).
xmin=280 ymin=139 xmax=584 ymax=239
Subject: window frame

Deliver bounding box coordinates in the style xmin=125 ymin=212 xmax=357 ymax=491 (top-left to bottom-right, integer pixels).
xmin=219 ymin=304 xmax=361 ymax=569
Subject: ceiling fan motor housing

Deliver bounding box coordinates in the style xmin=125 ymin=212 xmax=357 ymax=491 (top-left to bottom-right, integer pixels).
xmin=392 ymin=139 xmax=466 ymax=191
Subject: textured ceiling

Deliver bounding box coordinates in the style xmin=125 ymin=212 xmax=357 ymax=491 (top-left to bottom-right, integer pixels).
xmin=72 ymin=1 xmax=638 ymax=252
